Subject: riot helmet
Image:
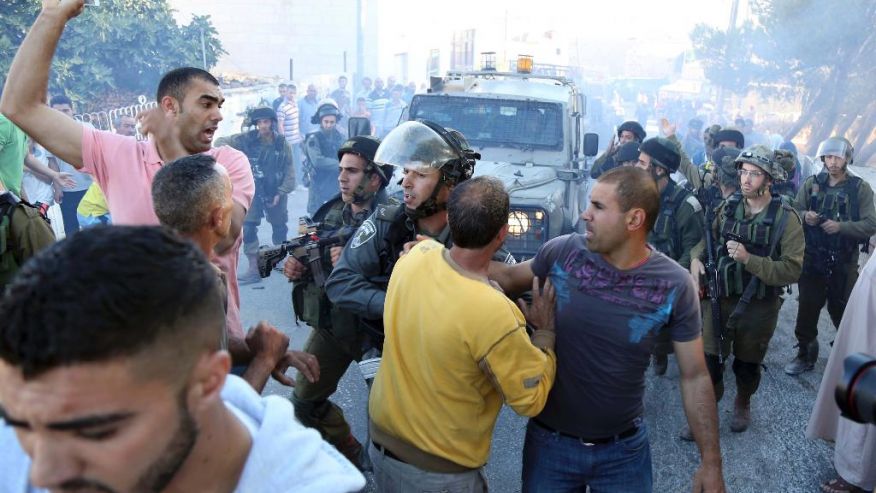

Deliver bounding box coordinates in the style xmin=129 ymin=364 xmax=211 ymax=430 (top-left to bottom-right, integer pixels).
xmin=337 ymin=135 xmax=392 ymax=204
xmin=639 ymin=137 xmax=681 ymax=174
xmin=375 ymin=120 xmax=479 ymax=219
xmin=714 ymin=128 xmax=745 ymax=149
xmin=735 ymin=145 xmax=785 ymax=181
xmin=311 ymin=99 xmax=342 ymax=125
xmin=615 ymin=141 xmax=641 ymax=166
xmin=248 ymin=106 xmax=277 ymax=127
xmin=816 ymin=136 xmax=854 ymax=166
xmin=617 ymin=121 xmax=646 ymax=143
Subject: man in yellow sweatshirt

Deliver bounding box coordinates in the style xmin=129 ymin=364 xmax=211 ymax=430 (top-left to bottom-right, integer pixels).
xmin=368 ymin=176 xmax=557 ymax=492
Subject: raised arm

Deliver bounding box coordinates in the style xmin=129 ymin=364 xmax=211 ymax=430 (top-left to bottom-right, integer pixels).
xmin=0 ymin=1 xmax=86 ymax=168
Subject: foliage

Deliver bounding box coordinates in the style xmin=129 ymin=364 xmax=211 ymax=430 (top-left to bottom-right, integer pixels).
xmin=0 ymin=0 xmax=226 ymax=112
xmin=690 ymin=0 xmax=876 ymax=161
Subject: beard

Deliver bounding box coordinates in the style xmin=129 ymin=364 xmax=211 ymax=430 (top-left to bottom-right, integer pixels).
xmin=132 ymin=390 xmax=199 ymax=493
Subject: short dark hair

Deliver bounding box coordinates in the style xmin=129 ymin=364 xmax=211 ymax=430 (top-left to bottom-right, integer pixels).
xmin=49 ymin=94 xmax=73 ymax=108
xmin=278 ymin=83 xmax=287 ymax=89
xmin=0 ymin=226 xmax=225 ymax=379
xmin=598 ymin=167 xmax=660 ymax=233
xmin=338 ymin=75 xmax=347 ymax=82
xmin=156 ymin=67 xmax=220 ymax=104
xmin=152 ymin=154 xmax=227 ymax=234
xmin=448 ymin=176 xmax=509 ymax=248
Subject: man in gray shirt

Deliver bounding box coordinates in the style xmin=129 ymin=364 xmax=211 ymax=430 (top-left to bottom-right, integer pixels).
xmin=491 ymin=166 xmax=724 ymax=493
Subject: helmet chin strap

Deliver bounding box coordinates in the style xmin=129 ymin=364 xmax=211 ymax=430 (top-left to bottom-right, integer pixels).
xmin=351 ymin=170 xmax=377 ymax=205
xmin=405 ymin=173 xmax=448 ymax=221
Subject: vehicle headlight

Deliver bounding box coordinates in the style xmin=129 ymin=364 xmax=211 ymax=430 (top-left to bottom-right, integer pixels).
xmin=508 ymin=211 xmax=531 ymax=235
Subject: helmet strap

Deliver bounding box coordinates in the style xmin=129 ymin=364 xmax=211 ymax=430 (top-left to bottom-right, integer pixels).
xmin=405 ymin=174 xmax=449 ymax=220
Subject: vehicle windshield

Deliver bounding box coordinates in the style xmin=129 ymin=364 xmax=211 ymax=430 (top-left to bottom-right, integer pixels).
xmin=409 ymin=95 xmax=563 ymax=150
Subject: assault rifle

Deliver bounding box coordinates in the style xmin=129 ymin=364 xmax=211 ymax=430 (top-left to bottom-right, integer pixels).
xmin=257 ymin=222 xmax=355 ymax=287
xmin=697 ymin=188 xmax=724 ymax=363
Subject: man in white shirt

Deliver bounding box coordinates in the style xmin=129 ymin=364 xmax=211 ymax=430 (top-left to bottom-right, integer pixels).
xmin=0 ymin=225 xmax=364 ymax=493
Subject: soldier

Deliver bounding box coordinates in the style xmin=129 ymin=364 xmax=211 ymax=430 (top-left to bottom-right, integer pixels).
xmin=325 ymin=119 xmax=514 ymax=338
xmin=221 ymin=106 xmax=296 ymax=284
xmin=700 ymin=146 xmax=742 ymax=213
xmin=614 ymin=141 xmax=641 ymax=167
xmin=770 ymin=149 xmax=799 ymax=203
xmin=635 ymin=137 xmax=704 ymax=375
xmin=304 ymin=100 xmax=346 ymax=215
xmin=784 ymin=137 xmax=876 ymax=375
xmin=0 ymin=178 xmax=55 ymax=288
xmin=690 ymin=145 xmax=804 ymax=433
xmin=590 ymin=120 xmax=646 ymax=179
xmin=283 ymin=135 xmax=392 ymax=468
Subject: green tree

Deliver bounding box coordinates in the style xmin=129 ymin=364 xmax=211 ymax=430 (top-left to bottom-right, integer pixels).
xmin=691 ymin=0 xmax=876 ymax=164
xmin=1 ymin=0 xmax=225 ymax=112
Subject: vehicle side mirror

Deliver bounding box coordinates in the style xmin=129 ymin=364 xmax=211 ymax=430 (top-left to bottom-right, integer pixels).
xmin=583 ymin=133 xmax=599 ymax=157
xmin=348 ymin=116 xmax=371 ymax=137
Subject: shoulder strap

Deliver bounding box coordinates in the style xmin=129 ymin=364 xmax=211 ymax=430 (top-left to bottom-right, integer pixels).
xmin=846 ymin=176 xmax=862 ymax=222
xmin=375 ymin=203 xmax=403 ymax=222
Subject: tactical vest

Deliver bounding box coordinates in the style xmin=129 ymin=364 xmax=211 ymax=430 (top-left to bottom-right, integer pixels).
xmin=771 ymin=180 xmax=798 ymax=203
xmin=716 ymin=192 xmax=789 ymax=299
xmin=802 ymin=172 xmax=864 ymax=274
xmin=650 ymin=181 xmax=693 ymax=261
xmin=293 ymin=197 xmax=359 ymax=332
xmin=1 ymin=193 xmax=54 ymax=287
xmin=240 ymin=131 xmax=288 ymax=198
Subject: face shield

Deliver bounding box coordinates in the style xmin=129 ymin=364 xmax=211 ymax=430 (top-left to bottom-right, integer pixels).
xmin=816 ymin=138 xmax=852 ymax=164
xmin=374 ymin=121 xmax=460 ymax=173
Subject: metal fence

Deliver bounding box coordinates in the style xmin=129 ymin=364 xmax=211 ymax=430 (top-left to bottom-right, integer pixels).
xmin=73 ymin=95 xmax=156 ymax=137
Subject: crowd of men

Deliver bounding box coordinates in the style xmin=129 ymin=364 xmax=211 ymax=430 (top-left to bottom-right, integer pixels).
xmin=1 ymin=1 xmax=875 ymax=493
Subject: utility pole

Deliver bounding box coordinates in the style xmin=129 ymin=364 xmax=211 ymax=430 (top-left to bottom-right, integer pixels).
xmin=717 ymin=0 xmax=740 ymax=119
xmin=356 ymin=0 xmax=365 ymax=95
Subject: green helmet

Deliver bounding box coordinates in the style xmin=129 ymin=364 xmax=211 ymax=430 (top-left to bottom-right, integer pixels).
xmin=735 ymin=145 xmax=785 ymax=181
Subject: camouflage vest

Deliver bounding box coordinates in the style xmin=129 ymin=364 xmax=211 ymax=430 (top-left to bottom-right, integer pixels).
xmin=717 ymin=192 xmax=788 ymax=299
xmin=0 ymin=193 xmax=53 ymax=287
xmin=802 ymin=173 xmax=864 ymax=274
xmin=650 ymin=181 xmax=692 ymax=261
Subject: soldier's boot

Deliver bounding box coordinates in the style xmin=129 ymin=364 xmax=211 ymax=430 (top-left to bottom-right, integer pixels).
xmin=731 ymin=359 xmax=760 ymax=433
xmin=653 ymin=352 xmax=669 ymax=376
xmin=784 ymin=339 xmax=819 ymax=375
xmin=730 ymin=393 xmax=752 ymax=433
xmin=238 ymin=253 xmax=261 ymax=285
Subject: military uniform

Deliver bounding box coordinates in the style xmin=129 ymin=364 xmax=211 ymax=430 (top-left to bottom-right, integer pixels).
xmin=790 ymin=172 xmax=876 ymax=365
xmin=650 ymin=180 xmax=704 ymax=364
xmin=290 ymin=192 xmax=386 ymax=455
xmin=226 ymin=129 xmax=296 ymax=255
xmin=667 ymin=134 xmax=703 ymax=190
xmin=1 ymin=192 xmax=55 ymax=287
xmin=692 ymin=191 xmax=804 ymax=401
xmin=304 ymin=128 xmax=345 ymax=215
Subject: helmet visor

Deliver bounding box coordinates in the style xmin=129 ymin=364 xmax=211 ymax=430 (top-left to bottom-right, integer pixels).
xmin=374 ymin=121 xmax=459 ymax=171
xmin=816 ymin=138 xmax=850 ymax=161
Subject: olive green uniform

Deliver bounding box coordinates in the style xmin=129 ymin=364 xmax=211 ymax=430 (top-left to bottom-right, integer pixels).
xmin=291 ymin=193 xmax=382 ymax=450
xmin=667 ymin=134 xmax=703 ymax=190
xmin=691 ymin=192 xmax=804 ymax=399
xmin=1 ymin=193 xmax=55 ymax=287
xmin=793 ymin=173 xmax=876 ymax=342
xmin=650 ymin=180 xmax=704 ymax=358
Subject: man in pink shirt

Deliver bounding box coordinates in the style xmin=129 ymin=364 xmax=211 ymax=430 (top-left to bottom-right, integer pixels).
xmin=0 ymin=0 xmax=285 ymax=380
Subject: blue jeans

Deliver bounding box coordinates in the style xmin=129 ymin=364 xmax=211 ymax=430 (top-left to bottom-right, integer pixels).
xmin=521 ymin=419 xmax=652 ymax=493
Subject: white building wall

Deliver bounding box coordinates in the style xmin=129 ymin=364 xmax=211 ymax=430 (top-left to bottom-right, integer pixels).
xmin=170 ymin=0 xmax=379 ymax=93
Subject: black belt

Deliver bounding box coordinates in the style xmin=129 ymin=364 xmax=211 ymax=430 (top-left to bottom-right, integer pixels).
xmin=372 ymin=440 xmax=404 ymax=463
xmin=532 ymin=419 xmax=639 ymax=445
